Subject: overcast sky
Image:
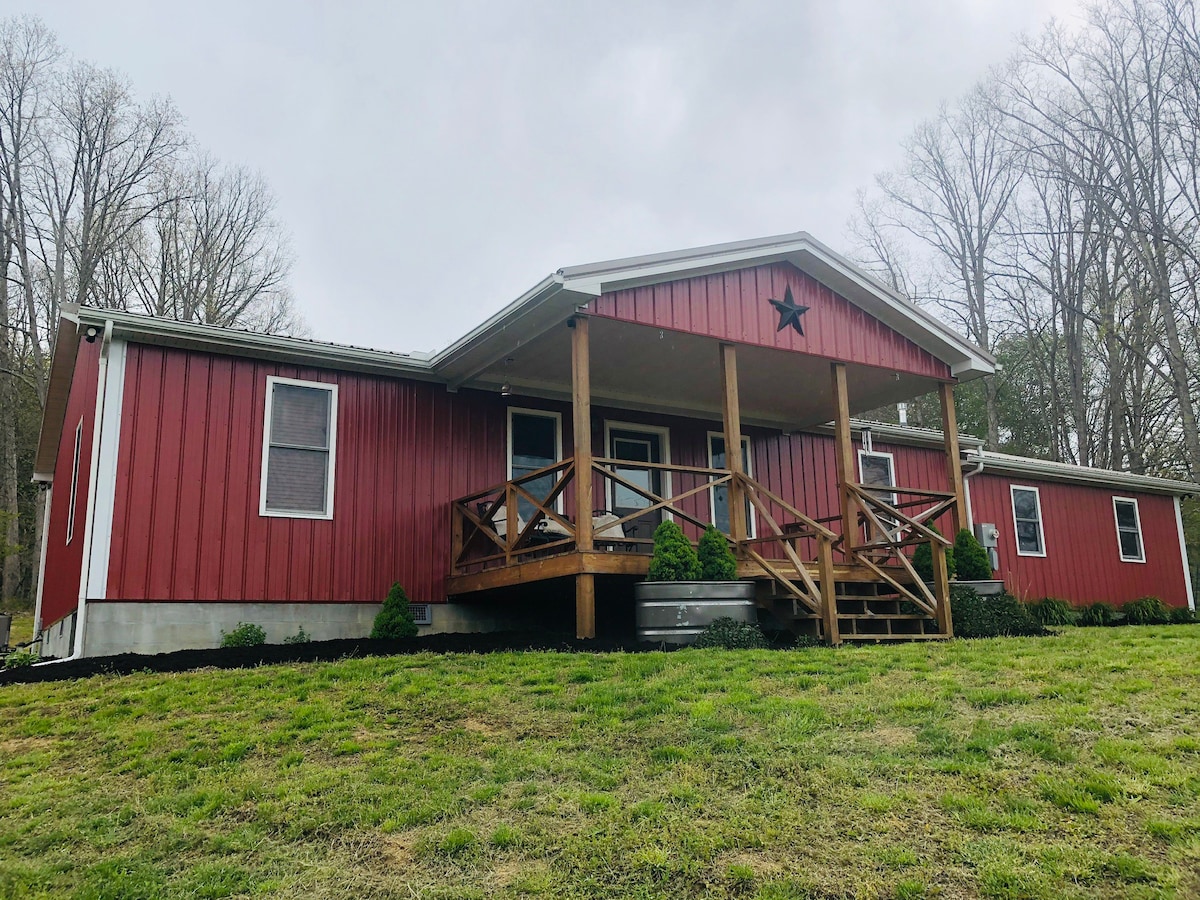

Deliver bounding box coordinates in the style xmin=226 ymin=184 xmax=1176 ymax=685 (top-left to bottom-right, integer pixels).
xmin=36 ymin=0 xmax=1081 ymax=354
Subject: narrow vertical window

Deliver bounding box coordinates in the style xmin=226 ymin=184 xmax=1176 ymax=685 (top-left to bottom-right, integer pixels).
xmin=260 ymin=377 xmax=337 ymax=518
xmin=66 ymin=417 xmax=83 ymax=544
xmin=709 ymin=433 xmax=753 ymax=537
xmin=858 ymin=450 xmax=897 ymax=506
xmin=1010 ymin=485 xmax=1046 ymax=557
xmin=507 ymin=409 xmax=562 ymax=521
xmin=1113 ymin=497 xmax=1145 ymax=562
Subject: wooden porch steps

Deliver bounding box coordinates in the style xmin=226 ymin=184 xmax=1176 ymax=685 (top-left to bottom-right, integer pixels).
xmin=757 ymin=576 xmax=947 ymax=644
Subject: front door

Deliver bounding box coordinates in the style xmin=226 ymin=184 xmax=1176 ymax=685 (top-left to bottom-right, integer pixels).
xmin=607 ymin=426 xmax=668 ymax=541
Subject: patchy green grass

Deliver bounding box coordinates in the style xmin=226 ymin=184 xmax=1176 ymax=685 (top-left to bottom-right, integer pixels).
xmin=1 ymin=627 xmax=1199 ymax=898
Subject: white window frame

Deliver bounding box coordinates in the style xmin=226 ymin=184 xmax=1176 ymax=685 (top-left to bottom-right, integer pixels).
xmin=1010 ymin=484 xmax=1047 ymax=558
xmin=66 ymin=417 xmax=84 ymax=544
xmin=603 ymin=420 xmax=672 ymax=520
xmin=1112 ymin=496 xmax=1146 ymax=563
xmin=507 ymin=407 xmax=564 ymax=514
xmin=857 ymin=449 xmax=898 ymax=507
xmin=259 ymin=375 xmax=338 ymax=520
xmin=707 ymin=430 xmax=755 ymax=538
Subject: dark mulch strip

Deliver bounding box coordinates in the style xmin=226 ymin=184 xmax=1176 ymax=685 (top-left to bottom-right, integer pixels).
xmin=0 ymin=631 xmax=681 ymax=686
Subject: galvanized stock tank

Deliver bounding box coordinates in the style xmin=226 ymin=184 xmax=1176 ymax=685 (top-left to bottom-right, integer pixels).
xmin=634 ymin=581 xmax=757 ymax=644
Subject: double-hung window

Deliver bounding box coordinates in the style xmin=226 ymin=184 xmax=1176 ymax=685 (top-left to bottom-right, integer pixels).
xmin=508 ymin=409 xmax=562 ymax=522
xmin=1112 ymin=497 xmax=1145 ymax=563
xmin=260 ymin=377 xmax=337 ymax=519
xmin=1010 ymin=485 xmax=1045 ymax=556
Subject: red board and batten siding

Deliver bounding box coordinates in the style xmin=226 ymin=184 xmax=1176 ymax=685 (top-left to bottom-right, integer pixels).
xmin=41 ymin=339 xmax=101 ymax=626
xmin=968 ymin=473 xmax=1189 ymax=607
xmin=106 ymin=343 xmax=510 ymax=605
xmin=587 ymin=263 xmax=952 ymax=380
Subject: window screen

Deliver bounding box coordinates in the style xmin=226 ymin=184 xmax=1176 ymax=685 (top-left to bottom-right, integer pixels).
xmin=263 ymin=380 xmax=335 ymax=516
xmin=859 ymin=452 xmax=897 ymax=505
xmin=1113 ymin=499 xmax=1144 ymax=562
xmin=1011 ymin=486 xmax=1044 ymax=555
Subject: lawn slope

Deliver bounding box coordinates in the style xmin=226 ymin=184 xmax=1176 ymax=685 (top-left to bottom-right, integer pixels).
xmin=1 ymin=626 xmax=1198 ymax=899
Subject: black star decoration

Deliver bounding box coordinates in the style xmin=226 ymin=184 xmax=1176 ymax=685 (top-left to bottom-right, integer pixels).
xmin=768 ymin=285 xmax=810 ymax=336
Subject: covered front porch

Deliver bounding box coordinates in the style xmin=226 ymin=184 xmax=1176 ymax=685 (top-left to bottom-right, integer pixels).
xmin=446 ymin=313 xmax=969 ymax=644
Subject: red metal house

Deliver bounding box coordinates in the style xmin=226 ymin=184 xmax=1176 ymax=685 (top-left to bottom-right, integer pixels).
xmin=32 ymin=233 xmax=1196 ymax=657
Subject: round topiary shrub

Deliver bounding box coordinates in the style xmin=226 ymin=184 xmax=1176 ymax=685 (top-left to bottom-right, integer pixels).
xmin=372 ymin=582 xmax=419 ymax=639
xmin=694 ymin=616 xmax=768 ymax=649
xmin=954 ymin=529 xmax=993 ymax=581
xmin=1079 ymin=602 xmax=1119 ymax=627
xmin=647 ymin=521 xmax=701 ymax=581
xmin=697 ymin=525 xmax=737 ymax=580
xmin=912 ymin=527 xmax=956 ymax=582
xmin=1121 ymin=596 xmax=1172 ymax=626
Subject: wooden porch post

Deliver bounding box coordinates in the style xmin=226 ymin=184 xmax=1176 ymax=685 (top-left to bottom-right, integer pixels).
xmin=571 ymin=316 xmax=595 ymax=639
xmin=939 ymin=381 xmax=966 ymax=537
xmin=830 ymin=363 xmax=857 ymax=546
xmin=719 ymin=343 xmax=747 ymax=543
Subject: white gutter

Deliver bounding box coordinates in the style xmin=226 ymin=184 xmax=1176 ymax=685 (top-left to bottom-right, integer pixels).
xmin=1174 ymin=497 xmax=1196 ymax=611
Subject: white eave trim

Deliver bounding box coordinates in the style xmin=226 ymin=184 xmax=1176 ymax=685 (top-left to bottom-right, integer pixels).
xmin=973 ymin=450 xmax=1197 ymax=497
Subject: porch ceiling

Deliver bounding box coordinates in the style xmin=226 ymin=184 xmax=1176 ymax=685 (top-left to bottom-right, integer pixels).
xmin=469 ymin=317 xmax=947 ymax=429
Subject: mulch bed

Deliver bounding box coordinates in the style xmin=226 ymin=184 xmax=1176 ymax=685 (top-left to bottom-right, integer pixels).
xmin=0 ymin=632 xmax=680 ymax=686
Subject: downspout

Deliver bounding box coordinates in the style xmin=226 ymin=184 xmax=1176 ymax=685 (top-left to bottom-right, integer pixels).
xmin=961 ymin=447 xmax=986 ymax=531
xmin=37 ymin=319 xmax=113 ymax=665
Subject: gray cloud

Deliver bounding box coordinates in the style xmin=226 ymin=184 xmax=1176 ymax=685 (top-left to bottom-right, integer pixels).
xmin=39 ymin=0 xmax=1080 ymax=351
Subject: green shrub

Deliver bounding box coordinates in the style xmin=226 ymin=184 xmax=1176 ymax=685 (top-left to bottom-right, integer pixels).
xmin=694 ymin=616 xmax=767 ymax=649
xmin=912 ymin=527 xmax=955 ymax=582
xmin=950 ymin=586 xmax=1046 ymax=638
xmin=220 ymin=623 xmax=266 ymax=648
xmin=1121 ymin=596 xmax=1172 ymax=626
xmin=282 ymin=627 xmax=311 ymax=644
xmin=1027 ymin=597 xmax=1077 ymax=627
xmin=954 ymin=528 xmax=993 ymax=580
xmin=1079 ymin=602 xmax=1119 ymax=627
xmin=371 ymin=583 xmax=419 ymax=639
xmin=697 ymin=525 xmax=737 ymax=580
xmin=647 ymin=521 xmax=701 ymax=581
xmin=1169 ymin=605 xmax=1197 ymax=624
xmin=3 ymin=649 xmax=37 ymax=669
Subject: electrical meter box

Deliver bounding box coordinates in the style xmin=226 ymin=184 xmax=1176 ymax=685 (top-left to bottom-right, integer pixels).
xmin=974 ymin=522 xmax=1001 ymax=571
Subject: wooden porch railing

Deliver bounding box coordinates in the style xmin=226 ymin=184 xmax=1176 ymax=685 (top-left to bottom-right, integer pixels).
xmin=450 ymin=466 xmax=957 ymax=640
xmin=843 ymin=483 xmax=956 ymax=636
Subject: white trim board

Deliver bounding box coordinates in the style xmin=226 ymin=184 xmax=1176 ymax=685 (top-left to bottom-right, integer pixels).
xmin=86 ymin=338 xmax=127 ymax=600
xmin=1174 ymin=497 xmax=1196 ymax=611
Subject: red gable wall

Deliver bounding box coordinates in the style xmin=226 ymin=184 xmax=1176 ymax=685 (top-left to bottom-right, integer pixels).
xmin=40 ymin=338 xmax=101 ymax=626
xmin=587 ymin=262 xmax=953 ymax=379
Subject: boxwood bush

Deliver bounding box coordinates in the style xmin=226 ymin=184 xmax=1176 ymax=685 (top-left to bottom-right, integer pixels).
xmin=950 ymin=586 xmax=1046 ymax=638
xmin=694 ymin=616 xmax=768 ymax=649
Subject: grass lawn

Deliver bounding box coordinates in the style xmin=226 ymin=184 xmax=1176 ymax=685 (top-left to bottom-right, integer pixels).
xmin=1 ymin=627 xmax=1198 ymax=899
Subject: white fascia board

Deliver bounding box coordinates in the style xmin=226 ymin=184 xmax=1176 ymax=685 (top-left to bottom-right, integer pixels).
xmin=1174 ymin=496 xmax=1196 ymax=610
xmin=86 ymin=338 xmax=127 ymax=600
